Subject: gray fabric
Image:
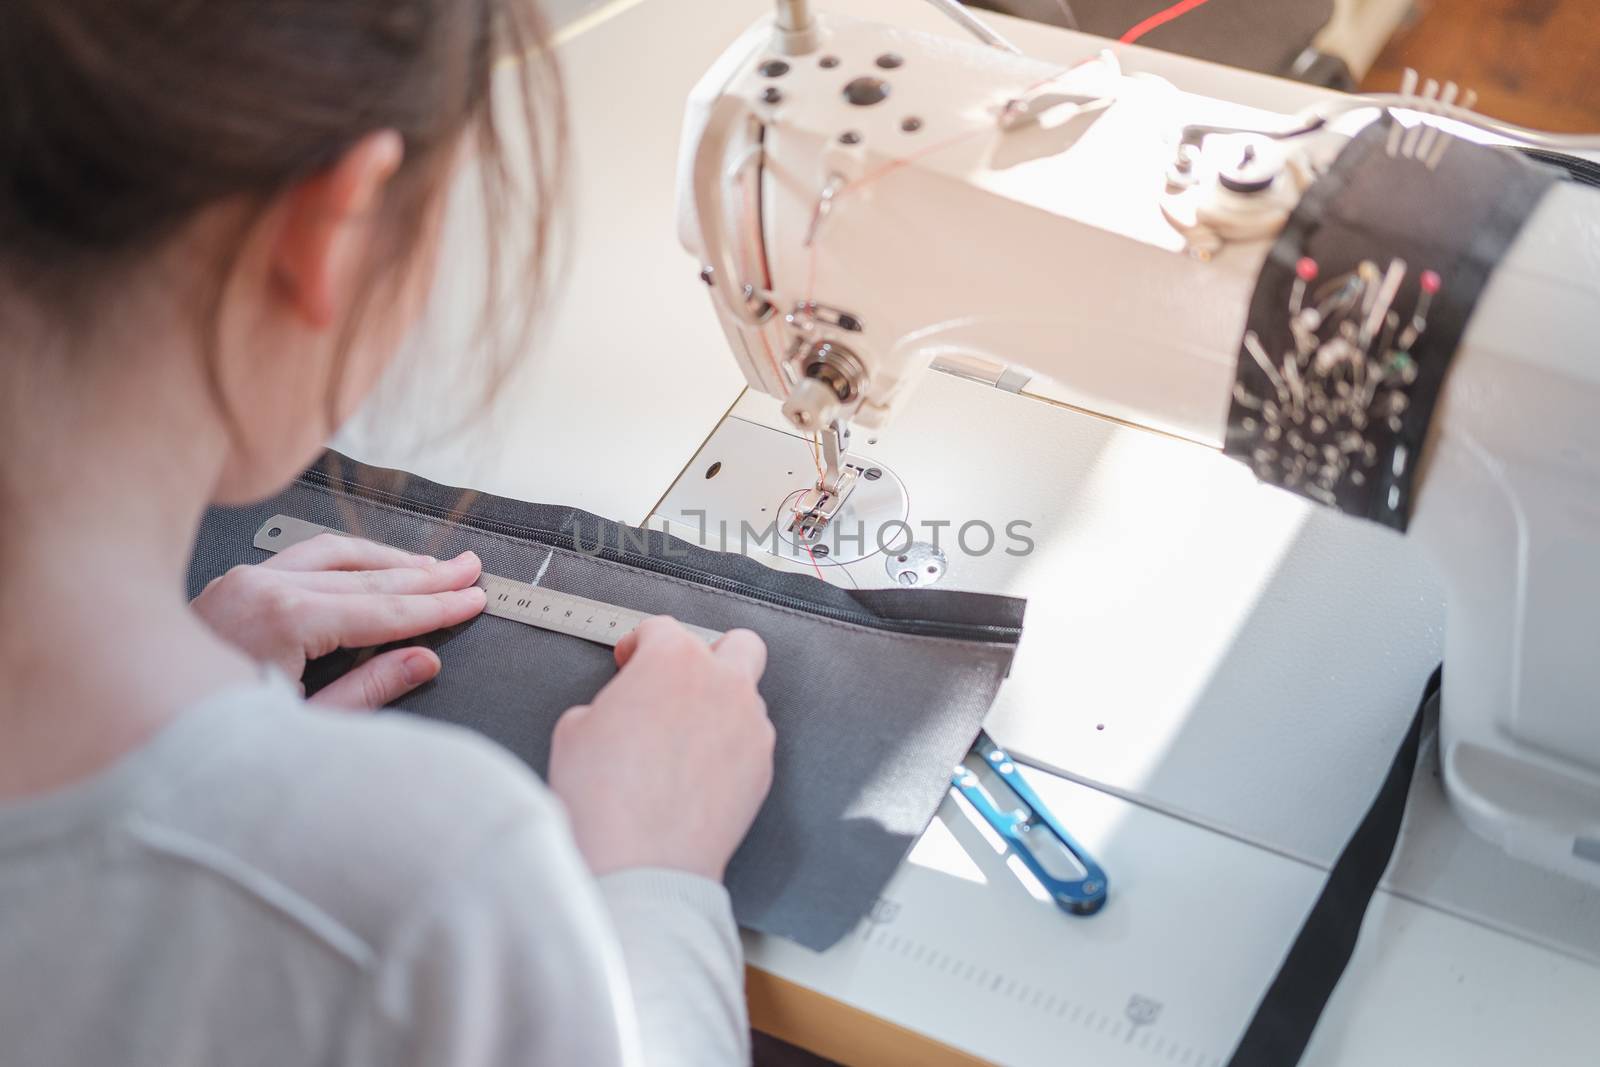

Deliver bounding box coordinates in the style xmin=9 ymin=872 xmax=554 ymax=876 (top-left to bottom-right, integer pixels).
xmin=188 ymin=453 xmax=1025 ymax=951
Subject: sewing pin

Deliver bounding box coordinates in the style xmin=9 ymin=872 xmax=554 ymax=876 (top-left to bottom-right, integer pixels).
xmin=1244 ymin=331 xmax=1289 ymax=399
xmin=1314 ymin=273 xmax=1358 ymax=321
xmin=1283 ymin=351 xmax=1307 ymax=409
xmin=1357 ymin=260 xmax=1381 ymax=317
xmin=1376 ymin=313 xmax=1398 ymax=360
xmin=1358 ymin=264 xmax=1403 ymax=374
xmin=1361 ymin=259 xmax=1405 ymax=349
xmin=1290 ymin=257 xmax=1318 ymax=317
xmin=1386 ymin=351 xmax=1419 ymax=386
xmin=1396 ymin=269 xmax=1441 ymax=350
xmin=1291 ymin=317 xmax=1319 ymax=365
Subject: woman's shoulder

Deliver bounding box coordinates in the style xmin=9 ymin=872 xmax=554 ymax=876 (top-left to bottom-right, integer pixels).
xmin=135 ymin=679 xmax=571 ymax=950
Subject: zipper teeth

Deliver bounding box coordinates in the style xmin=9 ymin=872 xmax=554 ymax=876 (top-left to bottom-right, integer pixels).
xmin=298 ymin=468 xmax=1022 ymax=644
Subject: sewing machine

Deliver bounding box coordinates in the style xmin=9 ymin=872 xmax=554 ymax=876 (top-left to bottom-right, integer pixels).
xmin=676 ymin=0 xmax=1600 ymax=889
xmin=338 ymin=0 xmax=1600 ymax=1061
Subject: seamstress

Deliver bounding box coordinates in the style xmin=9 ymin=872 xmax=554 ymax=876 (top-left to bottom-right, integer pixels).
xmin=0 ymin=2 xmax=774 ymax=1065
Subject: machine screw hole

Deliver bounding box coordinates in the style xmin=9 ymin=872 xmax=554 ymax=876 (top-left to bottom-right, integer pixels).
xmin=843 ymin=76 xmax=890 ymax=106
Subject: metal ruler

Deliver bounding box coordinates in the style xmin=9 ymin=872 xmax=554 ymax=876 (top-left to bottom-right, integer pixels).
xmin=252 ymin=515 xmax=722 ymax=647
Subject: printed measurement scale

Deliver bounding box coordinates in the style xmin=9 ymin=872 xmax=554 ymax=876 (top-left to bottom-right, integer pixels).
xmin=252 ymin=515 xmax=723 ymax=647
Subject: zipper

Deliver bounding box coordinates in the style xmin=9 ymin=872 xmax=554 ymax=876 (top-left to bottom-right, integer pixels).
xmin=298 ymin=467 xmax=1023 ymax=645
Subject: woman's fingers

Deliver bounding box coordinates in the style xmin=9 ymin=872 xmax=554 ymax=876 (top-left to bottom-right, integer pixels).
xmin=307 ymin=586 xmax=487 ymax=654
xmin=261 ymin=532 xmax=436 ymax=573
xmin=275 ymin=552 xmax=481 ymax=596
xmin=311 ymin=647 xmax=440 ymax=711
xmin=712 ymin=628 xmax=767 ymax=682
xmin=613 ymin=615 xmax=680 ymax=668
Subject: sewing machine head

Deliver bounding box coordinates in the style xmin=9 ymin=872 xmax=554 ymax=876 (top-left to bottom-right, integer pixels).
xmin=677 ymin=1 xmax=1600 ymax=886
xmin=676 ymin=2 xmax=1363 ymax=525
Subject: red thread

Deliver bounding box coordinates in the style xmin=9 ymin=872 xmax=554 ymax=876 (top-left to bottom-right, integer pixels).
xmin=1119 ymin=0 xmax=1213 ymax=45
xmin=1016 ymin=53 xmax=1104 ymax=98
xmin=755 ymin=328 xmax=787 ymax=396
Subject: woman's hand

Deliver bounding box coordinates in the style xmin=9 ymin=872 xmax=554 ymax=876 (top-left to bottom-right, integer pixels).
xmin=192 ymin=533 xmax=487 ymax=709
xmin=549 ymin=617 xmax=774 ymax=881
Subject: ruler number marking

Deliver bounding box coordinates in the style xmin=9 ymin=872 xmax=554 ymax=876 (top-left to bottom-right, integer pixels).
xmin=251 ymin=515 xmax=721 ymax=649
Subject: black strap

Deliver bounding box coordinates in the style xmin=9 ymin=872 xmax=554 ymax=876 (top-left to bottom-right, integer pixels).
xmin=1227 ymin=665 xmax=1443 ymax=1067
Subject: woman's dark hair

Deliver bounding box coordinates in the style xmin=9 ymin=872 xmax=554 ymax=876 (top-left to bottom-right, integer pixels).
xmin=0 ymin=0 xmax=564 ymax=423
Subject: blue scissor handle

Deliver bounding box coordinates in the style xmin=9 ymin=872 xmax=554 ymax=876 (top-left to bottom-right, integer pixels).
xmin=951 ymin=731 xmax=1108 ymax=916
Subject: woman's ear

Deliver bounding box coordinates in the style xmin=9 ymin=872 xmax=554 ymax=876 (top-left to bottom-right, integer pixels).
xmin=270 ymin=131 xmax=405 ymax=329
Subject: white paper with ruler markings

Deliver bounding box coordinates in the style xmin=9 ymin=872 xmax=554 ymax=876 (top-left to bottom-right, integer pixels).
xmin=252 ymin=514 xmax=723 ymax=647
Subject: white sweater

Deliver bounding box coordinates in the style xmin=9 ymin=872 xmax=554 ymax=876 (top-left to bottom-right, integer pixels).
xmin=0 ymin=677 xmax=749 ymax=1067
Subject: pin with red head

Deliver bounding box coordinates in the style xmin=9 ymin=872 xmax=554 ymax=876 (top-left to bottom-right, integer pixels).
xmin=1290 ymin=256 xmax=1318 ymax=317
xmin=1397 ymin=269 xmax=1442 ymax=353
xmin=1415 ymin=269 xmax=1441 ymax=322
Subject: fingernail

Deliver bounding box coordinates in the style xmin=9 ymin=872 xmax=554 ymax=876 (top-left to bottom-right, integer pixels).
xmin=411 ymin=554 xmax=438 ymax=565
xmin=456 ymin=551 xmax=480 ymax=566
xmin=402 ymin=651 xmax=437 ymax=686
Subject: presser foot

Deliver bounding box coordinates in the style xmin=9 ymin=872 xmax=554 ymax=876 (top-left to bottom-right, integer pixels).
xmin=787 ymin=464 xmax=862 ymax=544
